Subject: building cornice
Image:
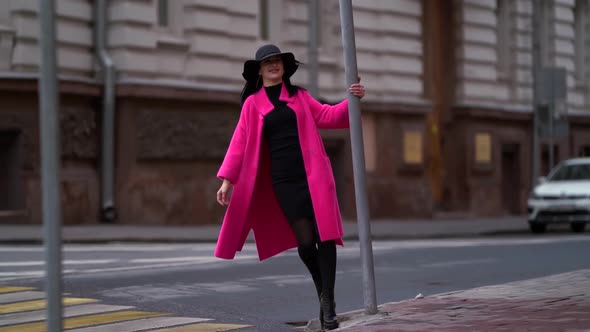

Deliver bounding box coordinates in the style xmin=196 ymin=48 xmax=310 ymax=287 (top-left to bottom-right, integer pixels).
xmin=116 ymin=78 xmax=242 ymax=103
xmin=0 ymin=72 xmax=100 ymax=96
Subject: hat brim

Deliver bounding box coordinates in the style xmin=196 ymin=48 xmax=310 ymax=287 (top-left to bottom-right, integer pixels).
xmin=242 ymin=52 xmax=299 ymax=82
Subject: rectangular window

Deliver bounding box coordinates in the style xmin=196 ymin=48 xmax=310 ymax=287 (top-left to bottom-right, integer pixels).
xmin=541 ymin=0 xmax=553 ymax=67
xmin=259 ymin=0 xmax=269 ymax=40
xmin=496 ymin=0 xmax=512 ymax=76
xmin=475 ymin=133 xmax=492 ymax=164
xmin=574 ymin=0 xmax=587 ymax=83
xmin=158 ymin=0 xmax=169 ymax=27
xmin=0 ymin=3 xmax=10 ymax=25
xmin=311 ymin=0 xmax=322 ymax=46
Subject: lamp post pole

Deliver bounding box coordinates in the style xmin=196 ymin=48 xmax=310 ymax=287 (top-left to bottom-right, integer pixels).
xmin=38 ymin=0 xmax=64 ymax=331
xmin=338 ymin=0 xmax=378 ymax=315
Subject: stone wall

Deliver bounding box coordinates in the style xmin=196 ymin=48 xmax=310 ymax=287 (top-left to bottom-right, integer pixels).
xmin=0 ymin=89 xmax=99 ymax=224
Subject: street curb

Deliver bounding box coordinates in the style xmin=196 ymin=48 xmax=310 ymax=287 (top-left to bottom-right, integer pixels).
xmin=304 ymin=302 xmax=401 ymax=332
xmin=311 ymin=269 xmax=590 ymax=331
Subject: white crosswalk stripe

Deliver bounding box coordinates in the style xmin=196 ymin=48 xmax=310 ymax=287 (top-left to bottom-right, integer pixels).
xmin=0 ymin=260 xmax=118 ymax=267
xmin=3 ymin=237 xmax=589 ymax=282
xmin=0 ymin=291 xmax=44 ymax=304
xmin=0 ymin=244 xmax=259 ymax=282
xmin=0 ymin=271 xmax=44 ymax=280
xmin=0 ymin=304 xmax=134 ymax=326
xmin=129 ymin=256 xmax=219 ymax=264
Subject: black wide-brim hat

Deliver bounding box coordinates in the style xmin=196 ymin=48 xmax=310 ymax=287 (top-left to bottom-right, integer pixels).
xmin=242 ymin=44 xmax=300 ymax=82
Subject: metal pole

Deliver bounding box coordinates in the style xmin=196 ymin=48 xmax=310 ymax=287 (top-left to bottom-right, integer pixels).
xmin=38 ymin=0 xmax=63 ymax=331
xmin=549 ymin=105 xmax=554 ymax=170
xmin=338 ymin=0 xmax=377 ymax=315
xmin=547 ymin=67 xmax=557 ymax=171
xmin=308 ymin=0 xmax=319 ymax=98
xmin=531 ymin=1 xmax=542 ymax=183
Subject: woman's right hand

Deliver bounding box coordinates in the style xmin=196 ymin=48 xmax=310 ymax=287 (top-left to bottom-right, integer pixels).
xmin=216 ymin=179 xmax=233 ymax=206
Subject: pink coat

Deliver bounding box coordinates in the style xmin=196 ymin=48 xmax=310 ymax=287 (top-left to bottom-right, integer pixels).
xmin=215 ymin=84 xmax=350 ymax=260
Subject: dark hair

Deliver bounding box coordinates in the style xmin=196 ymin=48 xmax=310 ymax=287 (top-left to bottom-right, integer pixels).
xmin=240 ymin=77 xmax=303 ymax=106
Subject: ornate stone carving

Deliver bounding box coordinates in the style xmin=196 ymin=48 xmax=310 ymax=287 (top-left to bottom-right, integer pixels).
xmin=137 ymin=109 xmax=239 ymax=160
xmin=60 ymin=106 xmax=98 ymax=159
xmin=0 ymin=105 xmax=97 ymax=171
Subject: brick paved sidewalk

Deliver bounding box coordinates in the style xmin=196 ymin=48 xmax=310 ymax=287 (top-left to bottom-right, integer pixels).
xmin=330 ymin=269 xmax=590 ymax=332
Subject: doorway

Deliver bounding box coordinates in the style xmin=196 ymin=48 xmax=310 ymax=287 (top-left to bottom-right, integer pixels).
xmin=0 ymin=131 xmax=24 ymax=211
xmin=578 ymin=145 xmax=590 ymax=157
xmin=501 ymin=143 xmax=521 ymax=215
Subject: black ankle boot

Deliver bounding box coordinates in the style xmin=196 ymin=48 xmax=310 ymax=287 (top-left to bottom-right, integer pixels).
xmin=312 ymin=279 xmax=324 ymax=329
xmin=320 ymin=291 xmax=339 ymax=330
xmin=312 ymin=275 xmax=324 ymax=330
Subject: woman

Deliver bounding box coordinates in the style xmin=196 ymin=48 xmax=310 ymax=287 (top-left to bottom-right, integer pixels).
xmin=215 ymin=44 xmax=365 ymax=330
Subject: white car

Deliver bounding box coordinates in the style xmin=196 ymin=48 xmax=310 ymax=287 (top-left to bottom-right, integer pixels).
xmin=527 ymin=157 xmax=590 ymax=233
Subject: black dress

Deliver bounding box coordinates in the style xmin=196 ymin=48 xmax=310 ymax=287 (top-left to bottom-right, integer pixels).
xmin=263 ymin=83 xmax=315 ymax=223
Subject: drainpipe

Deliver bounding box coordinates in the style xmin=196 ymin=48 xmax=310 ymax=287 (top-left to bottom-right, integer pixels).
xmin=95 ymin=0 xmax=117 ymax=222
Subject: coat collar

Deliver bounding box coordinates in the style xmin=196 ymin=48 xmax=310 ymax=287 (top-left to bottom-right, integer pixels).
xmin=253 ymin=82 xmax=295 ymax=116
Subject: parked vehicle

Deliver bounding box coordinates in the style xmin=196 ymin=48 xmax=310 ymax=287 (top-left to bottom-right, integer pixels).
xmin=527 ymin=158 xmax=590 ymax=233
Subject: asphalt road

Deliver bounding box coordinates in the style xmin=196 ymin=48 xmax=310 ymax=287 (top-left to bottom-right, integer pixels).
xmin=1 ymin=234 xmax=590 ymax=331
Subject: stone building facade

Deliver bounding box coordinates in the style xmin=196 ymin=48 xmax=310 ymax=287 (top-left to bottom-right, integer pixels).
xmin=0 ymin=0 xmax=589 ymax=225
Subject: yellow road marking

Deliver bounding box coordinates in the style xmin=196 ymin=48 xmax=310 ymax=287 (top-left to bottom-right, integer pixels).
xmin=153 ymin=323 xmax=253 ymax=332
xmin=0 ymin=297 xmax=97 ymax=314
xmin=0 ymin=310 xmax=168 ymax=332
xmin=0 ymin=287 xmax=34 ymax=294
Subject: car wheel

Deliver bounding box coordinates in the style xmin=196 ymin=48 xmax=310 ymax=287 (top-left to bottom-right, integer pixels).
xmin=529 ymin=222 xmax=546 ymax=234
xmin=570 ymin=222 xmax=586 ymax=233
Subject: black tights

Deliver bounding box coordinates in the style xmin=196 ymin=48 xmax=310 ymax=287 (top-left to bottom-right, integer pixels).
xmin=289 ymin=218 xmax=336 ymax=299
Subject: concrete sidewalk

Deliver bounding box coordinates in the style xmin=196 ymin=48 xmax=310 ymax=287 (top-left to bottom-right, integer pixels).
xmin=317 ymin=269 xmax=590 ymax=332
xmin=0 ymin=216 xmax=530 ymax=243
